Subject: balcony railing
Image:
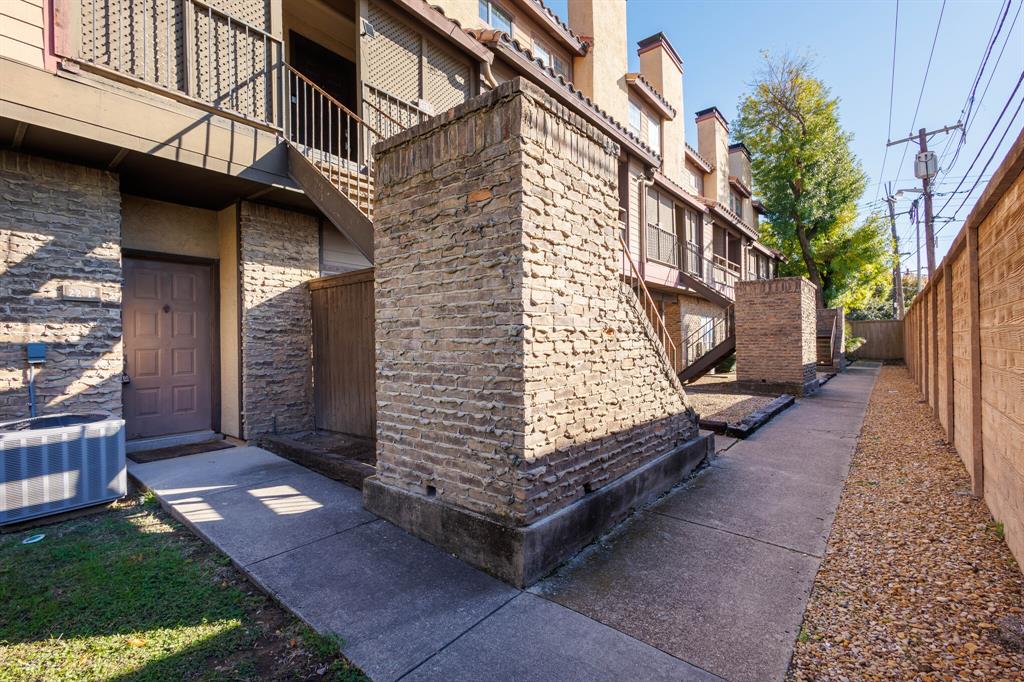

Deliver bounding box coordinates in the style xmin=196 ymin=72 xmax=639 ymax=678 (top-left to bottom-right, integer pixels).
xmin=361 ymin=83 xmax=430 ymax=148
xmin=79 ymin=0 xmax=284 ymax=129
xmin=678 ymin=242 xmax=779 ymax=300
xmin=646 ymin=224 xmax=679 ymax=267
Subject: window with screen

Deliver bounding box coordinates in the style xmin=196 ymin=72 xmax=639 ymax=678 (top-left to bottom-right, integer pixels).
xmin=479 ymin=0 xmax=512 ymax=33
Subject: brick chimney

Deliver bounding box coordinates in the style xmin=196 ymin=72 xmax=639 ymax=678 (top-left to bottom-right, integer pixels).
xmin=696 ymin=106 xmax=730 ymax=203
xmin=568 ymin=0 xmax=628 ymax=124
xmin=638 ymin=32 xmax=684 ymax=179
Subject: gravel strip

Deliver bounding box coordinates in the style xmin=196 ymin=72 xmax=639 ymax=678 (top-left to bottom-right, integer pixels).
xmin=789 ymin=365 xmax=1024 ymax=681
xmin=688 ymin=392 xmax=774 ymax=424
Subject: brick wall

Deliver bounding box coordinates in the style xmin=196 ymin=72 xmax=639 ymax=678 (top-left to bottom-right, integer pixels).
xmin=372 ymin=79 xmax=696 ymax=527
xmin=238 ymin=202 xmax=318 ymax=438
xmin=0 ymin=151 xmax=122 ymax=420
xmin=735 ymin=276 xmax=817 ymax=395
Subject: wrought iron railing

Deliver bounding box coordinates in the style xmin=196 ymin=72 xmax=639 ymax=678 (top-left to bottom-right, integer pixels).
xmin=361 ymin=83 xmax=430 ymax=150
xmin=620 ymin=235 xmax=679 ymax=372
xmin=682 ymin=305 xmax=734 ymax=369
xmin=646 ymin=224 xmax=679 ymax=267
xmin=79 ymin=0 xmax=284 ymax=128
xmin=285 ymin=65 xmax=382 ymax=218
xmin=679 ymin=243 xmax=741 ymax=299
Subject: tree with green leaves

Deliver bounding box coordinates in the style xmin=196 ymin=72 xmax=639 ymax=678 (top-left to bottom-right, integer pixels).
xmin=734 ymin=53 xmax=891 ymax=310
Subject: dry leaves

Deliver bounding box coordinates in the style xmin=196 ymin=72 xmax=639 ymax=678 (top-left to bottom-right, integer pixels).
xmin=789 ymin=366 xmax=1024 ymax=681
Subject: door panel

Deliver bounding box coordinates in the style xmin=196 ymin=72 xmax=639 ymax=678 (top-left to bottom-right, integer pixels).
xmin=123 ymin=258 xmax=213 ymax=439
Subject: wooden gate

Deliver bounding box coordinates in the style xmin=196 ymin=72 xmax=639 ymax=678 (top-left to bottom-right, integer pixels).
xmin=309 ymin=268 xmax=375 ymax=437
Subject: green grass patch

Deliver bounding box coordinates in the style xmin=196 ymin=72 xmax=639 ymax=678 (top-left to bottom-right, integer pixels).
xmin=0 ymin=496 xmax=366 ymax=681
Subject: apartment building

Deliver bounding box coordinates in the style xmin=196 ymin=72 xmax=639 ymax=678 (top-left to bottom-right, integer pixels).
xmin=1 ymin=0 xmax=779 ymax=441
xmin=431 ymin=1 xmax=782 ymax=378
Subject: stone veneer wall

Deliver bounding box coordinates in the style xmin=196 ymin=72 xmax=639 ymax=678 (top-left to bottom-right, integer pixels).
xmin=372 ymin=79 xmax=696 ymax=527
xmin=0 ymin=151 xmax=122 ymax=420
xmin=238 ymin=202 xmax=319 ymax=438
xmin=735 ymin=276 xmax=818 ymax=395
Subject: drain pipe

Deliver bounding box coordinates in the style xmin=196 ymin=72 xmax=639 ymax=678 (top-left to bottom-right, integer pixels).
xmin=481 ymin=61 xmax=499 ymax=89
xmin=636 ymin=169 xmax=655 ymax=278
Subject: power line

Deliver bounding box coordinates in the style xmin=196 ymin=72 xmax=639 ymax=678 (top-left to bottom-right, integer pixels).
xmin=873 ymin=0 xmax=900 ymax=204
xmin=899 ymin=73 xmax=1024 ymax=267
xmin=974 ymin=0 xmax=1022 ymax=127
xmin=938 ymin=0 xmax=1014 ymax=171
xmin=940 ymin=94 xmax=1024 ymax=225
xmin=934 ymin=68 xmax=1024 ymax=218
xmin=891 ymin=0 xmax=947 ymax=194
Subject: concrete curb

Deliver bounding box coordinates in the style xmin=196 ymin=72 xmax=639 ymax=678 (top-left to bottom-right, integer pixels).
xmin=699 ymin=393 xmax=796 ymax=439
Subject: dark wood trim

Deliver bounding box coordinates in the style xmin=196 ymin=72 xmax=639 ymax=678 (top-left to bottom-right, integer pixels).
xmin=308 ymin=267 xmax=374 ymax=290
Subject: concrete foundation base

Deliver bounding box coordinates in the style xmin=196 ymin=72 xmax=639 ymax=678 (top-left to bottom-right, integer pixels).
xmin=736 ymin=378 xmax=820 ymax=397
xmin=363 ymin=433 xmax=714 ymax=587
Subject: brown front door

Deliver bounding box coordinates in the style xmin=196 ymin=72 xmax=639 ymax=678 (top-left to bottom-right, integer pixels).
xmin=123 ymin=258 xmax=213 ymax=439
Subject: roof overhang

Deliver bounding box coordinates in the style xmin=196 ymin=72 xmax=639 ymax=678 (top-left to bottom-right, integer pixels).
xmin=512 ymin=0 xmax=588 ymax=56
xmin=387 ymin=0 xmax=493 ymax=64
xmin=751 ymin=239 xmax=782 ymax=260
xmin=685 ymin=144 xmax=712 ymax=173
xmin=710 ymin=201 xmax=758 ymax=240
xmin=652 ymin=170 xmax=706 ymax=212
xmin=471 ymin=31 xmax=661 ymax=166
xmin=729 ymin=175 xmax=751 ymax=198
xmin=624 ymin=73 xmax=675 ymax=120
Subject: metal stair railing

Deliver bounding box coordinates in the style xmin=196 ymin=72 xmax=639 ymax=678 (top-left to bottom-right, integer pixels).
xmin=620 ymin=235 xmax=679 ymax=372
xmin=681 ymin=305 xmax=735 ymax=369
xmin=284 ymin=65 xmax=383 ymax=219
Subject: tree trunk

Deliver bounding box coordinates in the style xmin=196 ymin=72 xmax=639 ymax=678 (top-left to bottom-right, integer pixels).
xmin=795 ymin=223 xmax=824 ymax=308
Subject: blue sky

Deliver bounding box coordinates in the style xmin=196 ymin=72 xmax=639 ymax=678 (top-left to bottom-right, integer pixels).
xmin=547 ymin=0 xmax=1024 ymax=269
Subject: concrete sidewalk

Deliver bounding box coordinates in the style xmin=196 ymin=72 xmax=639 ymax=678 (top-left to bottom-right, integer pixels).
xmin=130 ymin=362 xmax=880 ymax=681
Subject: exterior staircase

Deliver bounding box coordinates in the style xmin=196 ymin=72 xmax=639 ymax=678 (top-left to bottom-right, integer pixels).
xmin=678 ymin=305 xmax=735 ymax=383
xmin=282 ymin=66 xmax=404 ymax=263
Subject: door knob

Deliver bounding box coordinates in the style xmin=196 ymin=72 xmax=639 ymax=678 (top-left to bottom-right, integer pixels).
xmin=163 ymin=304 xmax=171 ymax=313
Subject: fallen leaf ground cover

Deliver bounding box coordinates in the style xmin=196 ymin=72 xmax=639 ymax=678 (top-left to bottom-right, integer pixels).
xmin=790 ymin=365 xmax=1024 ymax=681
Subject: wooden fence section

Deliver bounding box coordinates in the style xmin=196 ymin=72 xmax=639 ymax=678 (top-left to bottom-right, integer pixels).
xmin=904 ymin=129 xmax=1024 ymax=567
xmin=848 ymin=320 xmax=904 ymax=361
xmin=309 ymin=268 xmax=376 ymax=438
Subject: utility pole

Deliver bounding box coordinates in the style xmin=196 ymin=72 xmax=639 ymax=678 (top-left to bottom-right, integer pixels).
xmin=886 ymin=122 xmax=962 ymax=277
xmin=884 ymin=182 xmax=905 ymax=318
xmin=918 ymin=128 xmax=936 ymax=274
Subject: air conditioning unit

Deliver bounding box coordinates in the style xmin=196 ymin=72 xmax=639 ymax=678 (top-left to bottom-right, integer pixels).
xmin=0 ymin=412 xmax=126 ymax=525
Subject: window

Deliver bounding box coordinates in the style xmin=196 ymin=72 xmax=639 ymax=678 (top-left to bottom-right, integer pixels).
xmin=533 ymin=40 xmax=551 ymax=67
xmin=551 ymin=53 xmax=569 ymax=79
xmin=687 ymin=167 xmax=704 ymax=195
xmin=531 ymin=39 xmax=571 ymax=79
xmin=729 ymin=190 xmax=743 ymax=216
xmin=646 ymin=112 xmax=661 ymax=156
xmin=683 ymin=207 xmax=701 ymax=246
xmin=479 ymin=0 xmax=512 ymax=33
xmin=628 ymin=100 xmax=641 ymax=136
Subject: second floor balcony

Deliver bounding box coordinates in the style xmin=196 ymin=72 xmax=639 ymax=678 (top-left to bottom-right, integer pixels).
xmin=643 ymin=223 xmax=774 ymax=301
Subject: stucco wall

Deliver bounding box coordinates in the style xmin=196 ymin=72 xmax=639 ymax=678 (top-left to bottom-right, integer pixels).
xmin=0 ymin=151 xmax=123 ymax=420
xmin=121 ymin=195 xmax=220 ymax=259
